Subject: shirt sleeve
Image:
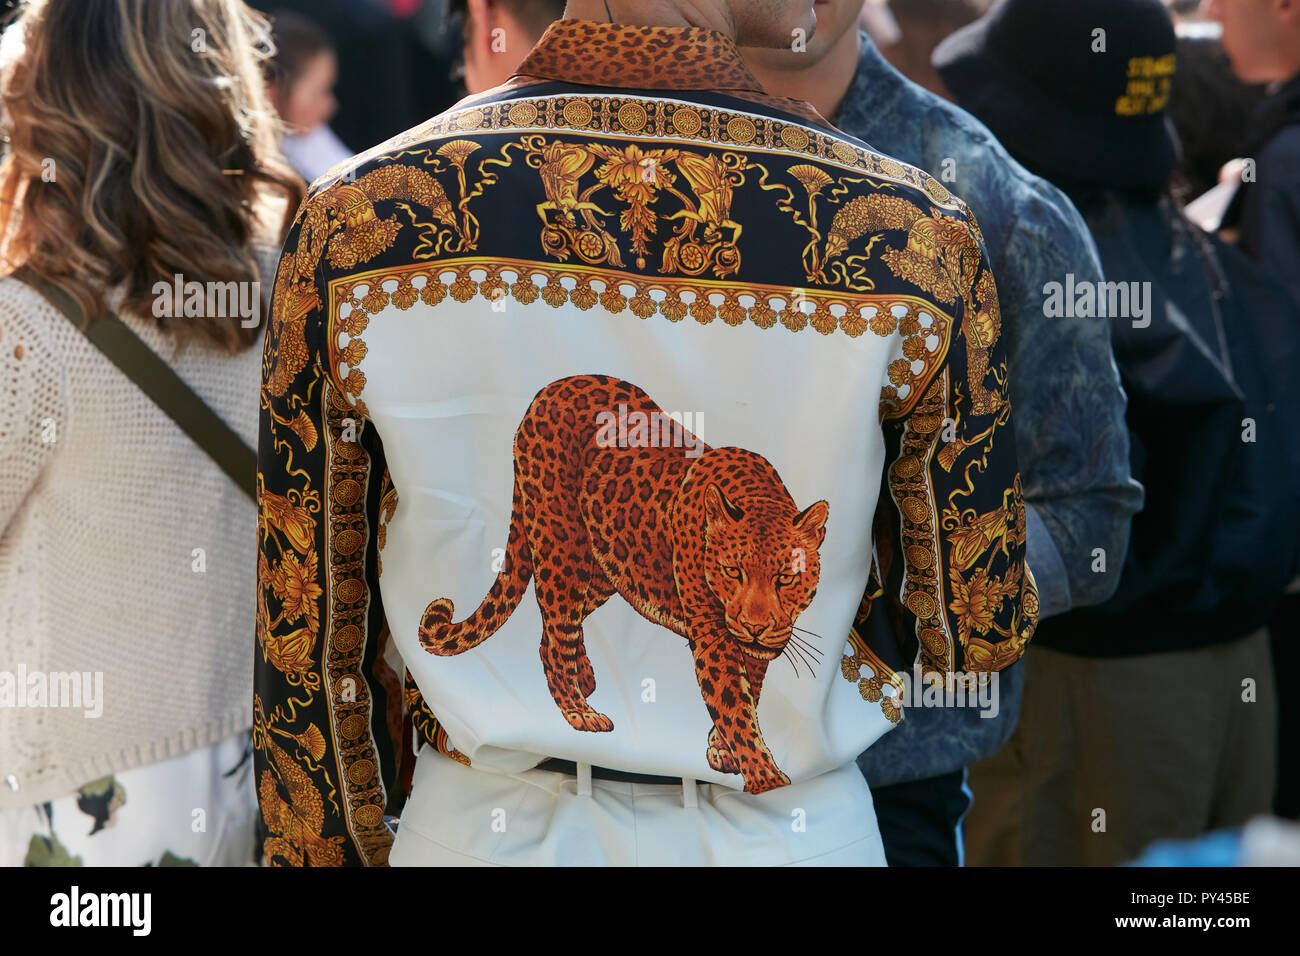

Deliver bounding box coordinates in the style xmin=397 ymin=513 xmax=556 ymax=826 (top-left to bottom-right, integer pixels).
xmin=877 ymin=207 xmax=1039 ymax=675
xmin=253 ymin=205 xmax=404 ymax=867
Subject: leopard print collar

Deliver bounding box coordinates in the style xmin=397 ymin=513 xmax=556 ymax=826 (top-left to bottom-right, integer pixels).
xmin=511 ymin=18 xmax=767 ymax=94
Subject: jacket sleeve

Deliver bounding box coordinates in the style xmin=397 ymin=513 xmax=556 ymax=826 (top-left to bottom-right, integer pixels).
xmin=877 ymin=208 xmax=1039 ymax=675
xmin=254 ymin=203 xmax=404 ymax=866
xmin=997 ymin=200 xmax=1142 ymax=618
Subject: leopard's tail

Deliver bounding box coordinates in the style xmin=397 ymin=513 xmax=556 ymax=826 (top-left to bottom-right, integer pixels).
xmin=418 ymin=483 xmax=533 ymax=656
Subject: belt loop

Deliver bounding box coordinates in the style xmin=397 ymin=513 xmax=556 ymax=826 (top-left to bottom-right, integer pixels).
xmin=681 ymin=777 xmax=698 ymax=809
xmin=576 ymin=761 xmax=593 ymax=797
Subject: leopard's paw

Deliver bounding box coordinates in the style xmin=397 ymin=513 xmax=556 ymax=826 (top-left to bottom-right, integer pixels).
xmin=707 ymin=745 xmax=739 ymax=774
xmin=742 ymin=764 xmax=791 ymax=794
xmin=562 ymin=707 xmax=614 ymax=733
xmin=417 ymin=599 xmax=455 ymax=654
xmin=706 ymin=728 xmax=739 ymax=773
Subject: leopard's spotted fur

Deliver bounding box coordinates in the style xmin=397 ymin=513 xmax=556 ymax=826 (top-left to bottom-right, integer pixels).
xmin=418 ymin=374 xmax=829 ymax=793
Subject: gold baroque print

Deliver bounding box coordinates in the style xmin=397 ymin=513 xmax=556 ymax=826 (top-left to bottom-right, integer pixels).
xmin=842 ymin=591 xmax=906 ymax=723
xmin=404 ymin=671 xmax=471 ymax=767
xmin=886 ymin=373 xmax=956 ymax=674
xmin=524 ymin=136 xmax=748 ymax=276
xmin=323 ymin=259 xmax=955 ymax=418
xmin=397 ymin=93 xmax=966 ymax=218
xmin=266 ymin=164 xmax=457 ymax=398
xmin=253 ymin=697 xmax=346 ymax=867
xmin=318 ymin=380 xmax=391 ymax=863
xmin=880 ymin=371 xmax=1036 ymax=676
xmin=880 ymin=210 xmax=1003 ymax=416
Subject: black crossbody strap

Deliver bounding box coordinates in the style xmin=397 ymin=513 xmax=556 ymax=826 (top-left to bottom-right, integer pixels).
xmin=12 ymin=266 xmax=258 ymax=502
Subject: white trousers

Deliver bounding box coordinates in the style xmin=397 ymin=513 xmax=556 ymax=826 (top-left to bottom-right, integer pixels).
xmin=390 ymin=747 xmax=887 ymax=866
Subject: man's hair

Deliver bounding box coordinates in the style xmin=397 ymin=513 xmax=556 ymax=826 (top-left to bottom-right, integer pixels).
xmin=449 ymin=0 xmax=566 ymax=37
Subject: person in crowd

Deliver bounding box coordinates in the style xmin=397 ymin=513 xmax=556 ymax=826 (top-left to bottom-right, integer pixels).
xmin=935 ymin=0 xmax=1295 ymax=865
xmin=269 ymin=0 xmax=454 ymax=151
xmin=742 ymin=0 xmax=1140 ymax=866
xmin=0 ymin=0 xmax=301 ymax=866
xmin=871 ymin=0 xmax=985 ymax=98
xmin=1164 ymin=5 xmax=1265 ymax=203
xmin=450 ymin=0 xmax=565 ymax=92
xmin=266 ymin=10 xmax=352 ymax=184
xmin=1206 ymin=0 xmax=1300 ymax=824
xmin=254 ymin=0 xmax=1038 ymax=866
xmin=1209 ymin=0 xmax=1300 ymax=302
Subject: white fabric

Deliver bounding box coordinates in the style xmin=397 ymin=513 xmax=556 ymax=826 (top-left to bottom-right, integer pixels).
xmin=390 ymin=746 xmax=886 ymax=867
xmin=0 ymin=233 xmax=281 ymax=809
xmin=363 ymin=282 xmax=903 ymax=783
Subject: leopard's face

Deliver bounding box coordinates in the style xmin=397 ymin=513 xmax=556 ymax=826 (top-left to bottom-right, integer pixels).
xmin=702 ymin=484 xmax=829 ymax=660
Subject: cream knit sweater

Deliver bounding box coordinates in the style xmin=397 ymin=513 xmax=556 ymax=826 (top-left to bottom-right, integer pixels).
xmin=0 ymin=239 xmax=281 ymax=809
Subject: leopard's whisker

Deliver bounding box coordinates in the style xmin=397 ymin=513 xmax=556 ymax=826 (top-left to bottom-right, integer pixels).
xmin=784 ymin=648 xmax=803 ymax=678
xmin=783 ymin=641 xmax=813 ymax=677
xmin=790 ymin=634 xmax=823 ymax=658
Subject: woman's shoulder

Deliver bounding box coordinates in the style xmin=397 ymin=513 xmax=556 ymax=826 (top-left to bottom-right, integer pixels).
xmin=0 ymin=272 xmax=71 ymax=410
xmin=0 ymin=272 xmax=74 ymax=352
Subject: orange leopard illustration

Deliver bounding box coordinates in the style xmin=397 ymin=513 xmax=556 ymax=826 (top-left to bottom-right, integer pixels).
xmin=417 ymin=374 xmax=828 ymax=793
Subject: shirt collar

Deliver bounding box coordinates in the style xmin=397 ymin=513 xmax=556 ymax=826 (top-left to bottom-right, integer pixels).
xmin=511 ymin=19 xmax=767 ymax=95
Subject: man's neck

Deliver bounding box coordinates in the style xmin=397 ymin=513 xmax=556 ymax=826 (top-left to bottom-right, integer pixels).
xmin=562 ymin=0 xmax=736 ymax=36
xmin=743 ymin=27 xmax=862 ymax=121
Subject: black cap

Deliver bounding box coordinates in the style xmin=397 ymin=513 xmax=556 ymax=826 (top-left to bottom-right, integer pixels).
xmin=932 ymin=0 xmax=1180 ymax=190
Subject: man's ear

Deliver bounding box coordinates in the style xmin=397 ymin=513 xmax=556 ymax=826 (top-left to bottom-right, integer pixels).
xmin=466 ymin=0 xmax=496 ymax=49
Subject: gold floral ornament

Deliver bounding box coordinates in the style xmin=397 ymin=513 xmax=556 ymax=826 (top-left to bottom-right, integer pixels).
xmin=264 ymin=255 xmax=317 ymax=399
xmin=436 ymin=140 xmax=481 ymax=243
xmin=840 ymin=610 xmax=905 ymax=724
xmin=265 ymin=165 xmax=458 ymax=399
xmin=830 ymin=195 xmax=919 ymax=265
xmin=258 ymin=549 xmax=324 ymax=687
xmin=881 ymin=208 xmax=1000 ymax=415
xmin=590 ymin=143 xmax=675 ymax=262
xmin=271 ymin=551 xmax=324 ymax=633
xmin=789 ymin=164 xmax=833 ymax=197
xmin=286 ymin=410 xmax=318 ymax=450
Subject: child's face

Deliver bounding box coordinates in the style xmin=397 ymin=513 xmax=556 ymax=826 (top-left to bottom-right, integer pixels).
xmin=282 ymin=50 xmax=338 ymax=134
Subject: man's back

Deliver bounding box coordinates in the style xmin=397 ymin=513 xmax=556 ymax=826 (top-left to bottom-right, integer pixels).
xmin=254 ymin=17 xmax=1037 ymax=866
